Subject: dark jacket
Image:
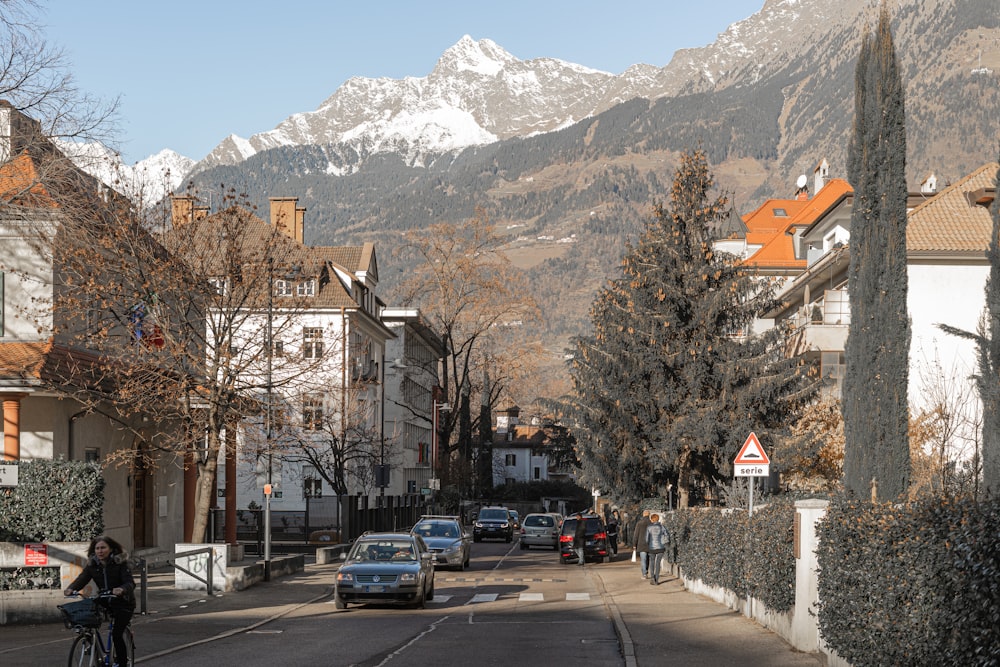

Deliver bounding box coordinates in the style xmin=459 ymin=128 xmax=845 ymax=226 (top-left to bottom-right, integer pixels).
xmin=572 ymin=516 xmax=588 ymax=548
xmin=634 ymin=515 xmax=652 ymax=552
xmin=68 ymin=555 xmax=136 ymax=610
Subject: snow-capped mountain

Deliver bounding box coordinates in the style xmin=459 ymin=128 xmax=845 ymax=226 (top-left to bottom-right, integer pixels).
xmin=60 ymin=140 xmax=193 ymax=205
xmin=188 ymin=0 xmax=871 ymax=175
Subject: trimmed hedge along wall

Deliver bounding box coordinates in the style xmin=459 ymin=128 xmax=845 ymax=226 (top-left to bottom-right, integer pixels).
xmin=663 ymin=498 xmax=796 ymax=613
xmin=816 ymin=496 xmax=1000 ymax=667
xmin=0 ymin=459 xmax=104 ymax=542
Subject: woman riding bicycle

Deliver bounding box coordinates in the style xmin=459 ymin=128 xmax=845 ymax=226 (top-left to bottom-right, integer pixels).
xmin=64 ymin=535 xmax=135 ymax=667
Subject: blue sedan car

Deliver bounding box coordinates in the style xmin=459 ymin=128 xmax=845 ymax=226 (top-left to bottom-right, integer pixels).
xmin=335 ymin=532 xmax=435 ymax=609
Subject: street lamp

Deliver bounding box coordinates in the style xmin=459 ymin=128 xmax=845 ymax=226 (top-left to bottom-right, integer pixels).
xmin=263 ymin=256 xmax=274 ymax=582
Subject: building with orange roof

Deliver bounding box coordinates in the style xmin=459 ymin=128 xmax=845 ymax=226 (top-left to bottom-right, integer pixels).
xmin=764 ymin=159 xmax=991 ymax=453
xmin=0 ymin=103 xmax=190 ymax=553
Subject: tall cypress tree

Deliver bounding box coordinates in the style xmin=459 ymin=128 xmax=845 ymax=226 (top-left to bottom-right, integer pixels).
xmin=842 ymin=4 xmax=911 ymax=500
xmin=569 ymin=149 xmax=816 ymax=507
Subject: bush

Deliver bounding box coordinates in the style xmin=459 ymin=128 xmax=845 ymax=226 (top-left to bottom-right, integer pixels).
xmin=663 ymin=498 xmax=796 ymax=613
xmin=816 ymin=495 xmax=1000 ymax=666
xmin=0 ymin=459 xmax=104 ymax=542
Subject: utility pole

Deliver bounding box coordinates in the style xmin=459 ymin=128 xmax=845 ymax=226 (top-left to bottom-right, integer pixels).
xmin=263 ymin=255 xmax=274 ymax=582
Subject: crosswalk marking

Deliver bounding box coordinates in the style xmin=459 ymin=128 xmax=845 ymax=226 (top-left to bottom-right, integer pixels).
xmin=428 ymin=595 xmax=452 ymax=603
xmin=566 ymin=593 xmax=591 ymax=601
xmin=519 ymin=592 xmax=544 ymax=601
xmin=470 ymin=593 xmax=498 ymax=603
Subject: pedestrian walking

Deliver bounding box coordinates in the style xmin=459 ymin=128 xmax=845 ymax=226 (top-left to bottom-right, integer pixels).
xmin=606 ymin=510 xmax=620 ymax=556
xmin=645 ymin=513 xmax=670 ymax=585
xmin=633 ymin=509 xmax=652 ymax=579
xmin=572 ymin=513 xmax=588 ymax=566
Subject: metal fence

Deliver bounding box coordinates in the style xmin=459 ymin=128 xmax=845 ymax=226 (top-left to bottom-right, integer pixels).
xmin=209 ymin=494 xmax=430 ymax=551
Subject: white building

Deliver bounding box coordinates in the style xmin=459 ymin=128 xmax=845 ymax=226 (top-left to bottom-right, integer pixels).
xmin=165 ymin=197 xmax=395 ymax=522
xmin=381 ymin=307 xmax=445 ymax=497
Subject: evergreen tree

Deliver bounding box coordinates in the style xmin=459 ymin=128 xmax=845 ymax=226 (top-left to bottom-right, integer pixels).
xmin=568 ymin=149 xmax=816 ymax=507
xmin=843 ymin=4 xmax=911 ymax=501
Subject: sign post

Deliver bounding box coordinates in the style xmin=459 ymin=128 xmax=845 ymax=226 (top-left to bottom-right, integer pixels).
xmin=733 ymin=432 xmax=770 ymax=517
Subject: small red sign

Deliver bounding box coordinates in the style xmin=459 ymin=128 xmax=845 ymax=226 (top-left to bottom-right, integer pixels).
xmin=734 ymin=432 xmax=770 ymax=465
xmin=24 ymin=543 xmax=48 ymax=566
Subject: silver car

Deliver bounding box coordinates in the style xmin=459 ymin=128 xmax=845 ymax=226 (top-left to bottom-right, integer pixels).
xmin=519 ymin=512 xmax=560 ymax=550
xmin=410 ymin=516 xmax=471 ymax=571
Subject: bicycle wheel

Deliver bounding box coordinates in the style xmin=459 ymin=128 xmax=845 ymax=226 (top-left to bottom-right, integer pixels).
xmin=67 ymin=633 xmax=100 ymax=667
xmin=113 ymin=626 xmax=135 ymax=667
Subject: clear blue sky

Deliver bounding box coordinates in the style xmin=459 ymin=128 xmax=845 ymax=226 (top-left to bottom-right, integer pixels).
xmin=42 ymin=1 xmax=761 ymax=164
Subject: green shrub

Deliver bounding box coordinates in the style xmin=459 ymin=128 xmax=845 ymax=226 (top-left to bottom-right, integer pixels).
xmin=816 ymin=495 xmax=1000 ymax=666
xmin=663 ymin=498 xmax=796 ymax=613
xmin=0 ymin=459 xmax=104 ymax=542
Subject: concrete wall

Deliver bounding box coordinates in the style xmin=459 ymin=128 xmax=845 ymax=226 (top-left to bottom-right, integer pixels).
xmin=0 ymin=541 xmax=88 ymax=625
xmin=673 ymin=500 xmax=846 ymax=665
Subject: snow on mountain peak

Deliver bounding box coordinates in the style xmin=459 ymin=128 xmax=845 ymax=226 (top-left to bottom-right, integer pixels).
xmin=437 ymin=35 xmax=516 ymax=76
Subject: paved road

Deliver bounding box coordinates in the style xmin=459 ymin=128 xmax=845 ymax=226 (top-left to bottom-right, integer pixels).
xmin=0 ymin=539 xmax=826 ymax=666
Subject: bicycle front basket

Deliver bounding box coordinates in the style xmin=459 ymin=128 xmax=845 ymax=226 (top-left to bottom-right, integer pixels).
xmin=58 ymin=598 xmax=102 ymax=629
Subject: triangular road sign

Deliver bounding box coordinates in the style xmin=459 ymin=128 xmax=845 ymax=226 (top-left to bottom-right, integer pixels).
xmin=734 ymin=432 xmax=770 ymax=465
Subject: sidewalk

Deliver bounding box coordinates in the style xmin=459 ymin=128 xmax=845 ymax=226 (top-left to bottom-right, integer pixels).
xmin=593 ymin=553 xmax=827 ymax=666
xmin=0 ymin=553 xmax=827 ymax=666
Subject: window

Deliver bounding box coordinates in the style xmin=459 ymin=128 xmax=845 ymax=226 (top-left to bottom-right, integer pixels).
xmin=303 ymin=327 xmax=324 ymax=359
xmin=272 ymin=339 xmax=284 ymax=357
xmin=302 ymin=394 xmax=323 ymax=431
xmin=275 ymin=279 xmax=293 ymax=297
xmin=84 ymin=448 xmax=100 ymax=463
xmin=208 ymin=277 xmax=227 ymax=295
xmin=533 ymin=466 xmax=541 ymax=480
xmin=297 ymin=279 xmax=316 ymax=297
xmin=505 ymin=453 xmax=517 ymax=466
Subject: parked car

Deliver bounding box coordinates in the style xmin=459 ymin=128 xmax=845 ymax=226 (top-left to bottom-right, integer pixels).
xmin=558 ymin=514 xmax=609 ymax=564
xmin=520 ymin=512 xmax=560 ymax=550
xmin=410 ymin=515 xmax=471 ymax=571
xmin=508 ymin=510 xmax=521 ymax=531
xmin=334 ymin=532 xmax=435 ymax=609
xmin=473 ymin=506 xmax=514 ymax=542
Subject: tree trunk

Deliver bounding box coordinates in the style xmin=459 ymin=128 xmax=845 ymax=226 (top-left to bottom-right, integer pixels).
xmin=677 ymin=447 xmax=692 ymax=509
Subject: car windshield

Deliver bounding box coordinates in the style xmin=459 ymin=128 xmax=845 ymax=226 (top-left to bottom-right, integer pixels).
xmin=413 ymin=521 xmax=459 ymax=538
xmin=479 ymin=509 xmax=508 ymax=521
xmin=525 ymin=515 xmax=553 ymax=527
xmin=349 ymin=539 xmax=417 ymax=562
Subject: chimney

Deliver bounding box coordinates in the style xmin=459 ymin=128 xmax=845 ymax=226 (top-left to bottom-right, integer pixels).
xmin=0 ymin=100 xmax=46 ymax=165
xmin=814 ymin=158 xmax=830 ymax=192
xmin=920 ymin=173 xmax=937 ymax=194
xmin=170 ymin=194 xmax=196 ymax=227
xmin=269 ymin=196 xmax=305 ymax=243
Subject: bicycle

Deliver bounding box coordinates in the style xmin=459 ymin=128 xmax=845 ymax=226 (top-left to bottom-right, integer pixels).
xmin=58 ymin=591 xmax=135 ymax=667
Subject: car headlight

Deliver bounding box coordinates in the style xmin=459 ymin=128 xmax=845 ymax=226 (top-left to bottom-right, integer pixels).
xmin=337 ymin=572 xmax=353 ymax=583
xmin=400 ymin=573 xmax=416 ymax=582
xmin=475 ymin=521 xmax=484 ymax=528
xmin=442 ymin=544 xmax=460 ymax=554
xmin=501 ymin=522 xmax=509 ymax=528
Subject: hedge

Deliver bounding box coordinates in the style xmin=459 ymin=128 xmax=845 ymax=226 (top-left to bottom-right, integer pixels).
xmin=663 ymin=498 xmax=796 ymax=613
xmin=0 ymin=459 xmax=104 ymax=542
xmin=816 ymin=495 xmax=1000 ymax=666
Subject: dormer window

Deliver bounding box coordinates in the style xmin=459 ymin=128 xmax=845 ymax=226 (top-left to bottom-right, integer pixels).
xmin=297 ymin=279 xmax=316 ymax=297
xmin=275 ymin=279 xmax=293 ymax=297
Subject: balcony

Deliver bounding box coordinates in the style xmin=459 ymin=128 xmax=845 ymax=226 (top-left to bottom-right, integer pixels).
xmin=785 ymin=290 xmax=850 ymax=358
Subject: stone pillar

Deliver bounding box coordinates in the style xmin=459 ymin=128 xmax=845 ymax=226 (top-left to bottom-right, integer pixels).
xmin=791 ymin=498 xmax=829 ymax=652
xmin=2 ymin=394 xmax=25 ymax=461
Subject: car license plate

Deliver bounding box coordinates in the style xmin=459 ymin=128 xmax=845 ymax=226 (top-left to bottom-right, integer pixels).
xmin=364 ymin=585 xmax=385 ymax=593
xmin=586 ymin=540 xmax=595 ymax=546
